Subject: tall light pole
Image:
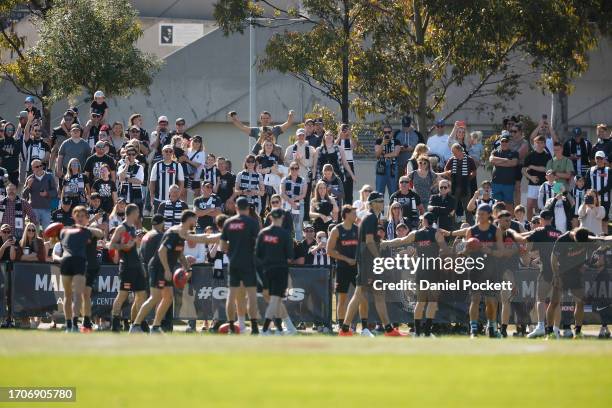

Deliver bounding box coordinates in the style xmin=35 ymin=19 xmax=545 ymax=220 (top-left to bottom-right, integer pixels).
xmin=248 ymin=10 xmax=257 ymax=153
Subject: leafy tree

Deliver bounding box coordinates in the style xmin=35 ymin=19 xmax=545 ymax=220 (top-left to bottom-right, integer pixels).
xmin=0 ymin=1 xmax=56 ymax=132
xmin=31 ymin=0 xmax=162 ymax=101
xmin=354 ymin=0 xmax=611 ymax=134
xmin=0 ymin=0 xmax=162 ymax=133
xmin=214 ymin=0 xmax=371 ymax=123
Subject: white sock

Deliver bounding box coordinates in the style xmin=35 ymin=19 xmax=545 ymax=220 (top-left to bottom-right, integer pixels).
xmin=553 ymin=325 xmax=560 ymax=334
xmin=537 ymin=321 xmax=545 ymax=328
xmin=283 ymin=317 xmax=296 ymax=331
xmin=238 ymin=316 xmax=246 ymax=329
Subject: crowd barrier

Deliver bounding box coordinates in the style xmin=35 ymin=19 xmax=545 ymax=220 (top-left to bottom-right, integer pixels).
xmin=8 ymin=262 xmax=612 ymax=325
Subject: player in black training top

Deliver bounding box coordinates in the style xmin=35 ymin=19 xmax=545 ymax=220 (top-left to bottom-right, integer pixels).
xmin=255 ymin=208 xmax=296 ymax=335
xmin=327 ymin=205 xmax=371 ymax=336
xmin=523 ymin=209 xmax=562 ymax=338
xmin=384 ymin=212 xmax=448 ymax=337
xmin=109 ymin=204 xmax=147 ymax=332
xmin=81 ymin=219 xmax=102 ymax=333
xmin=549 ymin=227 xmax=593 ymax=339
xmin=131 ymin=210 xmax=219 ymax=334
xmin=339 ymin=192 xmax=402 ymax=337
xmin=219 ymin=197 xmax=261 ymax=334
xmin=58 ymin=206 xmax=104 ymax=333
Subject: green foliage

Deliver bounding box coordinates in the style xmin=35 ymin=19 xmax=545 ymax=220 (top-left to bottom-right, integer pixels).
xmin=215 ymin=0 xmax=611 ymax=134
xmin=28 ymin=0 xmax=162 ymax=102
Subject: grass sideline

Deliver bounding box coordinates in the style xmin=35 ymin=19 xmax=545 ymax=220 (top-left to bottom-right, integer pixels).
xmin=0 ymin=331 xmax=611 ymax=407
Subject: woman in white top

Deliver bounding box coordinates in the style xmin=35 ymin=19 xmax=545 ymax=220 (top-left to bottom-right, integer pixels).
xmin=352 ymin=184 xmax=373 ymax=224
xmin=185 ymin=135 xmax=205 ymax=204
xmin=578 ymin=189 xmax=605 ymax=235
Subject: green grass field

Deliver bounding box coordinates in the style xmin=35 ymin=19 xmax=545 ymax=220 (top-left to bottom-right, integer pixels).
xmin=1 ymin=331 xmax=611 ymax=407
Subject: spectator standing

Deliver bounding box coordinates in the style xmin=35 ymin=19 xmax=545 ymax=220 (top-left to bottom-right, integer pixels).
xmin=546 ymin=142 xmax=575 ymax=189
xmin=215 ymin=157 xmax=236 ymax=206
xmin=508 ymin=123 xmax=529 ymax=208
xmin=529 ymin=115 xmax=558 ymax=154
xmin=117 ymin=147 xmax=145 ymax=211
xmin=22 ymin=159 xmax=57 ymax=229
xmin=156 ymin=184 xmax=189 ymax=229
xmin=21 ymin=113 xmax=50 ymax=175
xmin=280 ymin=162 xmax=307 ymax=240
xmin=592 ymin=124 xmax=611 ymax=162
xmin=578 ymin=189 xmax=605 ymax=235
xmin=563 ymin=127 xmax=592 ymax=177
xmin=315 ymin=131 xmax=355 ymax=182
xmin=389 ymin=175 xmax=424 ymax=230
xmin=0 ymin=122 xmax=21 ymax=187
xmin=407 ymin=155 xmax=439 ymax=207
xmin=83 ymin=109 xmax=103 ymax=150
xmin=50 ymin=109 xmax=77 ymax=172
xmin=374 ymin=125 xmax=401 ymax=199
xmin=284 ymin=128 xmax=316 ymax=221
xmin=443 ymin=143 xmax=476 ymax=223
xmin=427 ymin=180 xmax=457 ymax=231
xmin=336 ymin=123 xmax=357 ymax=204
xmin=394 ymin=116 xmax=423 ymax=176
xmin=234 ymin=154 xmax=265 ymax=214
xmin=304 ymin=118 xmax=321 ymax=148
xmin=184 ymin=135 xmax=205 ymax=203
xmin=523 ymin=135 xmax=552 ymax=219
xmin=56 ymin=124 xmax=90 ymax=179
xmin=108 ymin=122 xmax=127 ymax=154
xmin=0 ymin=183 xmax=38 ymax=240
xmin=426 ymin=119 xmax=451 ymax=164
xmin=228 ymin=110 xmax=294 ymax=148
xmin=170 ymin=117 xmax=191 ymax=141
xmin=585 ymin=150 xmax=611 ymax=235
xmin=193 ymin=182 xmax=223 ymax=233
xmin=84 ymin=141 xmax=116 ymax=183
xmin=149 ymin=116 xmax=172 ymax=163
xmin=149 ymin=145 xmax=184 ymax=212
xmin=61 ymin=158 xmax=89 ymax=207
xmin=490 ymin=135 xmax=519 ymax=209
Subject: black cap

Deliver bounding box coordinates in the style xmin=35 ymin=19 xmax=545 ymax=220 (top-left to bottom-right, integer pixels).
xmin=151 ymin=214 xmax=165 ymax=226
xmin=422 ymin=212 xmax=436 ymax=225
xmin=540 ymin=209 xmax=554 ymax=220
xmin=61 ymin=196 xmax=72 ymax=205
xmin=269 ymin=208 xmax=284 ymax=219
xmin=236 ymin=196 xmax=250 ymax=210
xmin=368 ymin=191 xmax=384 ymax=203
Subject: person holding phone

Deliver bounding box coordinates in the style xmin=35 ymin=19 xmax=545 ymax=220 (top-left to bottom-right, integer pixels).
xmin=578 ymin=189 xmax=605 ymax=235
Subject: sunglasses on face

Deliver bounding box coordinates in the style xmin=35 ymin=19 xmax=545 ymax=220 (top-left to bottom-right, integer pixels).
xmin=271 ymin=201 xmax=280 ymax=205
xmin=163 ymin=150 xmax=173 ymax=154
xmin=130 ymin=129 xmax=139 ymax=133
xmin=400 ymin=181 xmax=409 ymax=184
xmin=246 ymin=160 xmax=255 ymax=164
xmin=364 ymin=190 xmax=372 ymax=193
xmin=1 ymin=230 xmax=9 ymax=234
xmin=501 ymin=140 xmax=509 ymax=143
xmin=383 ymin=131 xmax=391 ymax=134
xmin=290 ymin=167 xmax=299 ymax=170
xmin=27 ymin=228 xmax=36 ymax=232
xmin=91 ymin=114 xmax=101 ymax=118
xmin=440 ymin=186 xmax=449 ymax=190
xmin=70 ymin=164 xmax=79 ymax=168
xmin=419 ymin=161 xmax=428 ymax=165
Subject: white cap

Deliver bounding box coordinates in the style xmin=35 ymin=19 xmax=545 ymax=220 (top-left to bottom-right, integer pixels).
xmin=595 ymin=150 xmax=606 ymax=159
xmin=296 ymin=128 xmax=305 ymax=136
xmin=158 ymin=115 xmax=168 ymax=123
xmin=94 ymin=90 xmax=105 ymax=98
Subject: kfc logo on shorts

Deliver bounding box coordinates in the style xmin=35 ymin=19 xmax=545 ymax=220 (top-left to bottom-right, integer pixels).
xmin=263 ymin=235 xmax=279 ymax=244
xmin=228 ymin=222 xmax=245 ymax=231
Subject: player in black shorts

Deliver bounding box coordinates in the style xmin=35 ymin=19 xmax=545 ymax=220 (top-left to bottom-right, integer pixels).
xmin=523 ymin=209 xmax=561 ymax=338
xmin=384 ymin=212 xmax=448 ymax=337
xmin=219 ymin=197 xmax=261 ymax=334
xmin=131 ymin=210 xmax=220 ymax=334
xmin=58 ymin=206 xmax=104 ymax=333
xmin=81 ymin=221 xmax=102 ymax=333
xmin=549 ymin=227 xmax=592 ymax=339
xmin=450 ymin=204 xmax=506 ymax=338
xmin=255 ymin=208 xmax=296 ymax=335
xmin=339 ymin=192 xmax=402 ymax=337
xmin=109 ymin=204 xmax=147 ymax=332
xmin=327 ymin=205 xmax=371 ymax=336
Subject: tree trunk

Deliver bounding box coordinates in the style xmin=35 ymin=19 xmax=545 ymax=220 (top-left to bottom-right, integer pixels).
xmin=413 ymin=0 xmax=428 ymax=134
xmin=551 ymin=91 xmax=568 ymax=142
xmin=340 ymin=0 xmax=350 ymax=123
